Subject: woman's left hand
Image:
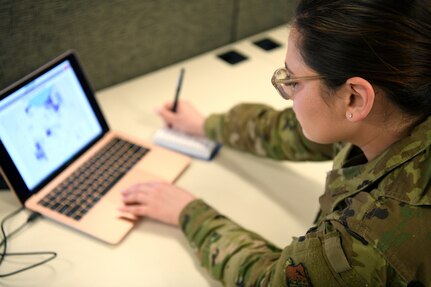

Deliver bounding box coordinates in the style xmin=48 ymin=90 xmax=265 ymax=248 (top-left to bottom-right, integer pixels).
xmin=119 ymin=181 xmax=196 ymax=226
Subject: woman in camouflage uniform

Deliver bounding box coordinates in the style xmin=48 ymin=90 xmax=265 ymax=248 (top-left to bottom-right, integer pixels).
xmin=121 ymin=0 xmax=431 ymax=285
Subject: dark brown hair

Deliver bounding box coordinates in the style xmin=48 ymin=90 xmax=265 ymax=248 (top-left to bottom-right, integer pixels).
xmin=293 ymin=0 xmax=431 ymax=117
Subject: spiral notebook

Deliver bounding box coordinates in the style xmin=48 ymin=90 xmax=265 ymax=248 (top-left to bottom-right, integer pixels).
xmin=154 ymin=127 xmax=221 ymax=160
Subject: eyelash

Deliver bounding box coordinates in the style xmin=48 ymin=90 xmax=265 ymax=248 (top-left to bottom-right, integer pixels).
xmin=285 ymin=74 xmax=298 ymax=88
xmin=289 ymin=81 xmax=298 ymax=89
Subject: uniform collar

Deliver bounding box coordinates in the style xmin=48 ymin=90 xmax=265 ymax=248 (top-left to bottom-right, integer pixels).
xmin=320 ymin=115 xmax=431 ymax=213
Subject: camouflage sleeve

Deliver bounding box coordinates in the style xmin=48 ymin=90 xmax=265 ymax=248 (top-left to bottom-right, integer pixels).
xmin=180 ymin=199 xmax=402 ymax=286
xmin=204 ymin=103 xmax=335 ymax=161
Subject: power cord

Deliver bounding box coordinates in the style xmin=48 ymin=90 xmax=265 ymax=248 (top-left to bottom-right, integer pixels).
xmin=0 ymin=207 xmax=57 ymax=278
xmin=0 ymin=208 xmax=38 ymax=247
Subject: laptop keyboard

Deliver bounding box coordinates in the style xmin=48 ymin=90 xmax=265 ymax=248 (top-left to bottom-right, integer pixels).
xmin=38 ymin=137 xmax=149 ymax=221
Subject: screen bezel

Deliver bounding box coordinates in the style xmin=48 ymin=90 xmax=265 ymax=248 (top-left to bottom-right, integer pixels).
xmin=0 ymin=51 xmax=109 ymax=204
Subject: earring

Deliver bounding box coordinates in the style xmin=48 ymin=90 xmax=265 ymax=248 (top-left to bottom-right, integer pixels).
xmin=346 ymin=112 xmax=353 ymax=119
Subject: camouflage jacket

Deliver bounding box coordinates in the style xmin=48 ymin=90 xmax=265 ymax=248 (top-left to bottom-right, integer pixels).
xmin=179 ymin=103 xmax=431 ymax=286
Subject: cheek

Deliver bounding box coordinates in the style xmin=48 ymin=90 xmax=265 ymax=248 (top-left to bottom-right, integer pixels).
xmin=292 ymin=94 xmax=335 ymax=144
xmin=292 ymin=94 xmax=316 ymax=130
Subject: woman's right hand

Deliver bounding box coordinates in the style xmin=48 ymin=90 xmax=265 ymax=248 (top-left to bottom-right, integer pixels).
xmin=119 ymin=181 xmax=196 ymax=226
xmin=156 ymin=100 xmax=205 ymax=136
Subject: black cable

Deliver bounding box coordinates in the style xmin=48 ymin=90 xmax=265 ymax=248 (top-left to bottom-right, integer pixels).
xmin=0 ymin=208 xmax=36 ymax=248
xmin=0 ymin=208 xmax=57 ymax=278
xmin=0 ymin=207 xmax=23 ymax=266
xmin=0 ymin=251 xmax=57 ymax=277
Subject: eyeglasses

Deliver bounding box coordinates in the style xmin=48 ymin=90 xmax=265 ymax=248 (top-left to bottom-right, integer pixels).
xmin=271 ymin=67 xmax=323 ymax=100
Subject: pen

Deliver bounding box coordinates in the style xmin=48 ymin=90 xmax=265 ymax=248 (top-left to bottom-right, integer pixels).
xmin=172 ymin=68 xmax=185 ymax=113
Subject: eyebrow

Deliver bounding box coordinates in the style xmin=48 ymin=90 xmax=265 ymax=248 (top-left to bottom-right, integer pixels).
xmin=284 ymin=62 xmax=295 ymax=75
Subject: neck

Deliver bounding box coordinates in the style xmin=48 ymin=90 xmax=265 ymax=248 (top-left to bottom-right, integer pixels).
xmin=354 ymin=116 xmax=417 ymax=161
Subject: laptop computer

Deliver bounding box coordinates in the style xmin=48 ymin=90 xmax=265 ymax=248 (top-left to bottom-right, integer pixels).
xmin=0 ymin=51 xmax=190 ymax=244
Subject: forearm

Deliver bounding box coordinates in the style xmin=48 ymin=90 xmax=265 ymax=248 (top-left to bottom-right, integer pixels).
xmin=204 ymin=103 xmax=335 ymax=161
xmin=179 ymin=199 xmax=285 ymax=286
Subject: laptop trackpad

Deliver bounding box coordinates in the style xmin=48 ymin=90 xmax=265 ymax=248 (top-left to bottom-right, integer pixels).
xmin=135 ymin=146 xmax=190 ymax=182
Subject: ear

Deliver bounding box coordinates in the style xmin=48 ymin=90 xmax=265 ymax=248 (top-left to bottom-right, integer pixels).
xmin=344 ymin=77 xmax=375 ymax=122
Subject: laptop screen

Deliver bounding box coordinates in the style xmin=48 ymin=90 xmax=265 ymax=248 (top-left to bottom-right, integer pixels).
xmin=0 ymin=59 xmax=103 ymax=191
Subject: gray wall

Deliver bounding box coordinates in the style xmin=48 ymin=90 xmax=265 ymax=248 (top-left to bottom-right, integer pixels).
xmin=0 ymin=0 xmax=298 ymax=91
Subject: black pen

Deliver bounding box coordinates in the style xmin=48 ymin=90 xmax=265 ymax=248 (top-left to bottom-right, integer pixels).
xmin=172 ymin=68 xmax=185 ymax=113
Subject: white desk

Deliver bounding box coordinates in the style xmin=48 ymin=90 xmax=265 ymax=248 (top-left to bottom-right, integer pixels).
xmin=0 ymin=25 xmax=332 ymax=287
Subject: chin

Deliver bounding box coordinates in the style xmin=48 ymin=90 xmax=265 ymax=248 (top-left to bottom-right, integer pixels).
xmin=302 ymin=128 xmax=334 ymax=145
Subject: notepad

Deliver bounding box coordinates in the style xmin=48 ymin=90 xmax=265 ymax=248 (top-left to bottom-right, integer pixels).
xmin=153 ymin=127 xmax=221 ymax=160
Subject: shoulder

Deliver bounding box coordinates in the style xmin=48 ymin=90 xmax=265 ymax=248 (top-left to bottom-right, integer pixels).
xmin=337 ymin=186 xmax=431 ymax=284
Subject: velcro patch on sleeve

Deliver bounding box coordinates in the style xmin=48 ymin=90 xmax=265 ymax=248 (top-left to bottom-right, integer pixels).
xmin=285 ymin=260 xmax=313 ymax=287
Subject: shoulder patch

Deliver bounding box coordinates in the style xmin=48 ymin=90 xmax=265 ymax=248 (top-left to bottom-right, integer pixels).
xmin=285 ymin=259 xmax=313 ymax=287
